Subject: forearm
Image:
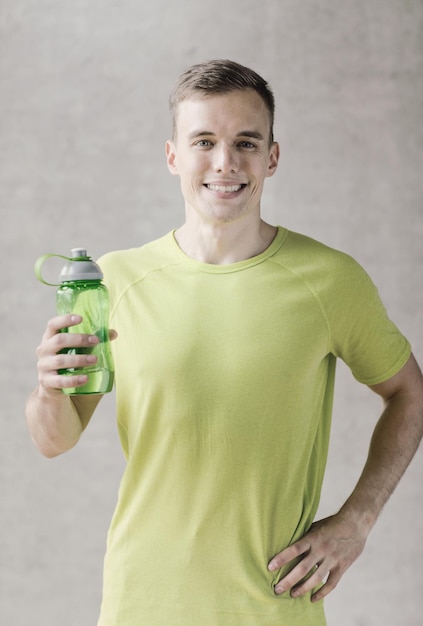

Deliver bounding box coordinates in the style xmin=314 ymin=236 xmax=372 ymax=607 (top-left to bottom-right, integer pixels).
xmin=338 ymin=383 xmax=423 ymax=531
xmin=25 ymin=386 xmax=101 ymax=458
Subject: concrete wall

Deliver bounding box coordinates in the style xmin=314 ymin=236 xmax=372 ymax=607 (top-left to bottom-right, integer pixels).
xmin=1 ymin=1 xmax=422 ymax=624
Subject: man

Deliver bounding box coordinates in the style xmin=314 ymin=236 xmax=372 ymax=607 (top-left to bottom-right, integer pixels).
xmin=26 ymin=60 xmax=423 ymax=626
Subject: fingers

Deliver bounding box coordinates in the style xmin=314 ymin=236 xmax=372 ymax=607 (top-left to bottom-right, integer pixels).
xmin=269 ymin=515 xmax=366 ymax=602
xmin=39 ymin=352 xmax=97 ymax=391
xmin=271 ymin=551 xmax=317 ymax=597
xmin=109 ymin=328 xmax=118 ymax=341
xmin=40 ymin=314 xmax=117 ymax=343
xmin=41 ymin=314 xmax=83 ymax=341
xmin=268 ymin=539 xmax=310 ymax=572
xmin=272 ymin=558 xmax=337 ymax=601
xmin=309 ymin=569 xmax=336 ymax=602
xmin=36 ymin=314 xmax=117 ymax=394
xmin=37 ymin=315 xmax=99 ymax=393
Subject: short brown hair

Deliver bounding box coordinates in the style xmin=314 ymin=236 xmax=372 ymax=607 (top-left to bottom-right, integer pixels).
xmin=169 ymin=59 xmax=275 ymax=143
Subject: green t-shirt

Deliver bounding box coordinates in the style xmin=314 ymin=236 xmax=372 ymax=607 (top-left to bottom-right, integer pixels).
xmin=97 ymin=227 xmax=410 ymax=626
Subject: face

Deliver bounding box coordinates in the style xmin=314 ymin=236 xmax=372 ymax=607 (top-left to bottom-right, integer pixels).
xmin=166 ymin=89 xmax=279 ymax=226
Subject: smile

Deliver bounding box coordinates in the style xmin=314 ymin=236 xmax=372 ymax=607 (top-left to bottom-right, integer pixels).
xmin=205 ymin=184 xmax=246 ymax=193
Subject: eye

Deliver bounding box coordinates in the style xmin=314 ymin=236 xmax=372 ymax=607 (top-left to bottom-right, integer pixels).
xmin=194 ymin=139 xmax=213 ymax=148
xmin=238 ymin=140 xmax=256 ymax=149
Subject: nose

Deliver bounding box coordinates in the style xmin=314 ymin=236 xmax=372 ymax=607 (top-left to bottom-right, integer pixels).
xmin=213 ymin=143 xmax=239 ymax=173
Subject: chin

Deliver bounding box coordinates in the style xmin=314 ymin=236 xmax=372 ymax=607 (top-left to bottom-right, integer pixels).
xmin=203 ymin=205 xmax=252 ymax=225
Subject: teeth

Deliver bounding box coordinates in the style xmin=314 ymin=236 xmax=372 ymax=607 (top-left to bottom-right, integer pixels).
xmin=207 ymin=184 xmax=242 ymax=193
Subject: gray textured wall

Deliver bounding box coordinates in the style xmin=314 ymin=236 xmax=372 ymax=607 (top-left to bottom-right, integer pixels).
xmin=1 ymin=1 xmax=422 ymax=625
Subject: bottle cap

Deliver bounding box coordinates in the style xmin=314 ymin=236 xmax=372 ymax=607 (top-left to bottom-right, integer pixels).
xmin=59 ymin=248 xmax=103 ymax=282
xmin=35 ymin=249 xmax=103 ymax=286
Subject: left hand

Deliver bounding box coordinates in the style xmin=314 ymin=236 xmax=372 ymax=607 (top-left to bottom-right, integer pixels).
xmin=268 ymin=513 xmax=368 ymax=601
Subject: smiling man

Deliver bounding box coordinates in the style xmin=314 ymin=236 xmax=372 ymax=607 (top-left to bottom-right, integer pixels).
xmin=166 ymin=83 xmax=280 ymax=264
xmin=26 ymin=60 xmax=423 ymax=626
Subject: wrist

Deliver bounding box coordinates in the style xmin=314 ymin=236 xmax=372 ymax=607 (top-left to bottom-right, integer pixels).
xmin=337 ymin=498 xmax=379 ymax=536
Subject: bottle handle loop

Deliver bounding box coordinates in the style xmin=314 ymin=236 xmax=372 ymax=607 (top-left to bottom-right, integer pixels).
xmin=34 ymin=254 xmax=72 ymax=286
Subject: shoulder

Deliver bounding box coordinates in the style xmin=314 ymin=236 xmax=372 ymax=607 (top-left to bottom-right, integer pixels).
xmin=278 ymin=229 xmax=371 ymax=289
xmin=99 ymin=232 xmax=177 ymax=275
xmin=97 ymin=231 xmax=179 ymax=300
xmin=99 ymin=232 xmax=169 ymax=266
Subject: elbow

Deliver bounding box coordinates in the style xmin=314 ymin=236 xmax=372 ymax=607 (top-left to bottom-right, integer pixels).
xmin=38 ymin=445 xmax=66 ymax=459
xmin=25 ymin=398 xmax=82 ymax=458
xmin=37 ymin=440 xmax=78 ymax=459
xmin=45 ymin=433 xmax=80 ymax=458
xmin=28 ymin=429 xmax=80 ymax=459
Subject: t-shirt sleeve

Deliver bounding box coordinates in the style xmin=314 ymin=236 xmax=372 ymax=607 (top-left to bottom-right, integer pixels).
xmin=324 ymin=254 xmax=411 ymax=386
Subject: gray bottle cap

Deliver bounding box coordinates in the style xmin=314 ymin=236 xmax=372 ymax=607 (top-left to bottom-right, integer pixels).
xmin=59 ymin=248 xmax=103 ymax=282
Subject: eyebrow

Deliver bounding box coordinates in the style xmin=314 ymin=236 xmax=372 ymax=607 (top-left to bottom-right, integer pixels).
xmin=187 ymin=130 xmax=265 ymax=141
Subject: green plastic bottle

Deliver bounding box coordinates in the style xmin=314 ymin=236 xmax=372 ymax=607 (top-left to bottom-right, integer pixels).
xmin=35 ymin=248 xmax=114 ymax=395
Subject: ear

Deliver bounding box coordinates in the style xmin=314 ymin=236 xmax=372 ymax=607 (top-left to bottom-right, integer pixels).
xmin=266 ymin=141 xmax=280 ymax=178
xmin=166 ymin=140 xmax=179 ymax=176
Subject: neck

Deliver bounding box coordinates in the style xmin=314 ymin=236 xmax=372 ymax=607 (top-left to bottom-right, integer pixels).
xmin=174 ymin=217 xmax=278 ymax=265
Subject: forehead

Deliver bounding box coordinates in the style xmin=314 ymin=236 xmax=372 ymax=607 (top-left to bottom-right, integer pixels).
xmin=174 ymin=89 xmax=271 ymax=137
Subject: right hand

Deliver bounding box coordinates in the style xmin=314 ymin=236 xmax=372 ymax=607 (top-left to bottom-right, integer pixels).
xmin=28 ymin=314 xmax=117 ymax=455
xmin=36 ymin=314 xmax=106 ymax=395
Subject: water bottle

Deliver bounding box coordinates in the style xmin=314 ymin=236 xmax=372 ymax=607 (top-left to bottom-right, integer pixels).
xmin=35 ymin=248 xmax=114 ymax=395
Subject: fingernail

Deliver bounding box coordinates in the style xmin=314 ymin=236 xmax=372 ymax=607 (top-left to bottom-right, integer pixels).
xmin=268 ymin=562 xmax=277 ymax=572
xmin=88 ymin=335 xmax=99 ymax=344
xmin=86 ymin=355 xmax=97 ymax=363
xmin=70 ymin=315 xmax=81 ymax=323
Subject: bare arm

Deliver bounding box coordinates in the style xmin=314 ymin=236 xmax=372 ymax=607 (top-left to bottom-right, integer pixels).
xmin=25 ymin=314 xmax=114 ymax=458
xmin=338 ymin=352 xmax=423 ymax=532
xmin=268 ymin=353 xmax=423 ymax=600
